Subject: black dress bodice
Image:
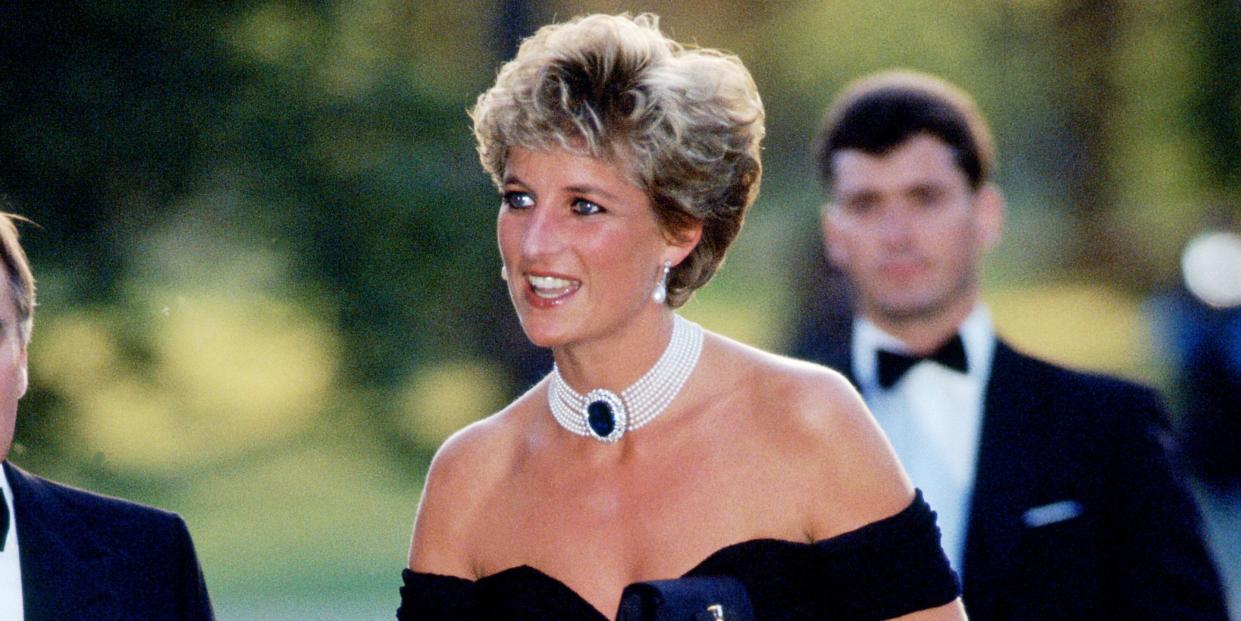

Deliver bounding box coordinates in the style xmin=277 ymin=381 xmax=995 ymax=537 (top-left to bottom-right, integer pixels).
xmin=397 ymin=490 xmax=959 ymax=620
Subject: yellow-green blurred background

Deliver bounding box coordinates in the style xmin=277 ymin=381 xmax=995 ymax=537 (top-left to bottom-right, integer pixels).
xmin=2 ymin=1 xmax=1239 ymax=618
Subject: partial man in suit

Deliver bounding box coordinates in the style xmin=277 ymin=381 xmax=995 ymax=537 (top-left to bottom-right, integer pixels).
xmin=794 ymin=70 xmax=1229 ymax=620
xmin=0 ymin=212 xmax=215 ymax=620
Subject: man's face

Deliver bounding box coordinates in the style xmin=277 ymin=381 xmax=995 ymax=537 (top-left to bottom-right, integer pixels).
xmin=823 ymin=133 xmax=1002 ymax=328
xmin=0 ymin=276 xmax=28 ymax=462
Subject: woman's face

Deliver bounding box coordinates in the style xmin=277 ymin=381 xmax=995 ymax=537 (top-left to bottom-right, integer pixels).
xmin=497 ymin=147 xmax=690 ymax=349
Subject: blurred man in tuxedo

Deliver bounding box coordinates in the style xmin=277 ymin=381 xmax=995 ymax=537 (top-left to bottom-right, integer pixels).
xmin=0 ymin=211 xmax=214 ymax=620
xmin=796 ymin=70 xmax=1229 ymax=620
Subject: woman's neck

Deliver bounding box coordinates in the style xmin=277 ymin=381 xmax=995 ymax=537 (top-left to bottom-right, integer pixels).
xmin=552 ymin=308 xmax=676 ymax=393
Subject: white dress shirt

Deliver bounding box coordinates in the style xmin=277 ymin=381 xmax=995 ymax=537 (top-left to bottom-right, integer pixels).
xmin=852 ymin=304 xmax=996 ymax=572
xmin=0 ymin=468 xmax=25 ymax=619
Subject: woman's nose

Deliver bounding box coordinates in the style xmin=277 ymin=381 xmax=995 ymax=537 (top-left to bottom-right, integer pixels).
xmin=520 ymin=207 xmax=565 ymax=258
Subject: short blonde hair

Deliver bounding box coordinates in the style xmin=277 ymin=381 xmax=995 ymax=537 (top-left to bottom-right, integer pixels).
xmin=471 ymin=13 xmax=765 ymax=307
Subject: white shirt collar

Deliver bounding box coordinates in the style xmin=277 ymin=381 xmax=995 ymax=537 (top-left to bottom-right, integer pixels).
xmin=1 ymin=464 xmax=14 ymax=549
xmin=849 ymin=304 xmax=997 ymax=571
xmin=852 ymin=303 xmax=996 ymax=390
xmin=0 ymin=461 xmax=24 ymax=619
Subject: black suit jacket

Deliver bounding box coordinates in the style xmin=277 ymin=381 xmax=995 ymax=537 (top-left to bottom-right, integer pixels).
xmin=3 ymin=460 xmax=214 ymax=621
xmin=797 ymin=333 xmax=1229 ymax=620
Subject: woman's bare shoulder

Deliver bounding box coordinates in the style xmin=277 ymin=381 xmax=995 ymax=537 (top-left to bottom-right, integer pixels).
xmin=407 ymin=385 xmax=544 ymax=574
xmin=707 ymin=333 xmax=863 ymax=430
xmin=709 ymin=334 xmax=914 ymax=536
xmin=435 ymin=396 xmax=530 ymax=471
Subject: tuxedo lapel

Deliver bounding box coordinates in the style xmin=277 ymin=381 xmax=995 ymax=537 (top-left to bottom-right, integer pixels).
xmin=960 ymin=342 xmax=1043 ymax=612
xmin=4 ymin=462 xmax=118 ymax=621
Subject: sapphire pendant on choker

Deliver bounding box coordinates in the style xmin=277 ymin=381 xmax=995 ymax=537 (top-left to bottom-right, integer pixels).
xmin=583 ymin=389 xmax=627 ymax=443
xmin=547 ymin=315 xmax=703 ymax=444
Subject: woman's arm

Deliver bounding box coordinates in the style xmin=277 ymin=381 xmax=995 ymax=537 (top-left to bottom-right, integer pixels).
xmin=780 ymin=363 xmax=967 ymax=621
xmin=407 ymin=423 xmax=499 ymax=577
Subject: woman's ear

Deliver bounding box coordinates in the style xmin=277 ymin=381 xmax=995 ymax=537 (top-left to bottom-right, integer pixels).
xmin=667 ymin=220 xmax=703 ymax=266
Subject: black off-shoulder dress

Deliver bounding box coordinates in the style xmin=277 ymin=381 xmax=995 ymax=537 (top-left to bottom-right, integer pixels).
xmin=397 ymin=491 xmax=959 ymax=620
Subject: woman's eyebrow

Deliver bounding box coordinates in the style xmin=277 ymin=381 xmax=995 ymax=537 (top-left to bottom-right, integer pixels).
xmin=563 ymin=184 xmax=621 ymax=202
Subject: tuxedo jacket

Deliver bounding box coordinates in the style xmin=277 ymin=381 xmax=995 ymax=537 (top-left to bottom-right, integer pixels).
xmin=798 ymin=334 xmax=1229 ymax=620
xmin=3 ymin=460 xmax=214 ymax=621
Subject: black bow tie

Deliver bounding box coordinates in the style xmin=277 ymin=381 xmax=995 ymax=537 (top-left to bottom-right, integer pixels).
xmin=1 ymin=489 xmax=8 ymax=552
xmin=876 ymin=334 xmax=969 ymax=389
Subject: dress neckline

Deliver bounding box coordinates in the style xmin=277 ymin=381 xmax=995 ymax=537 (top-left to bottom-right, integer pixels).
xmin=406 ymin=491 xmax=930 ymax=620
xmin=410 ymin=537 xmax=811 ymax=621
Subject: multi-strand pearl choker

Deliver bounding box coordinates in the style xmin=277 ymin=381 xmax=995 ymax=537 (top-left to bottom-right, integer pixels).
xmin=548 ymin=314 xmax=704 ymax=443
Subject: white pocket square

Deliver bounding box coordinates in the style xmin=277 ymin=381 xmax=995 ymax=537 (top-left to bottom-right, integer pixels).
xmin=1021 ymin=500 xmax=1084 ymax=528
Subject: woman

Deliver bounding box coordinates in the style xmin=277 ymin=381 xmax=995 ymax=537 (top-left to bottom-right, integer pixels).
xmin=400 ymin=13 xmax=964 ymax=621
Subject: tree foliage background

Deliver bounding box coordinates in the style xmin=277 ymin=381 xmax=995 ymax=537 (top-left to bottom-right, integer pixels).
xmin=1 ymin=1 xmax=1237 ymax=617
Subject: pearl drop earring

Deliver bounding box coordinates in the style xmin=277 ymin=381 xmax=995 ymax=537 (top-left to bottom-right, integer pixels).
xmin=652 ymin=260 xmax=672 ymax=304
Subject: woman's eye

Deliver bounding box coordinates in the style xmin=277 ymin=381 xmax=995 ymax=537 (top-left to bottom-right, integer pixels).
xmin=503 ymin=191 xmax=534 ymax=209
xmin=571 ymin=199 xmax=604 ymax=215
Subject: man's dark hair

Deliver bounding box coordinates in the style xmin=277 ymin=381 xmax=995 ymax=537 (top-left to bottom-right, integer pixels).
xmin=815 ymin=70 xmax=995 ymax=191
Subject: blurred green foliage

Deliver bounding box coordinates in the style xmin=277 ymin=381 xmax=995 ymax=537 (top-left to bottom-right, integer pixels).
xmin=0 ymin=0 xmax=1237 ymax=617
